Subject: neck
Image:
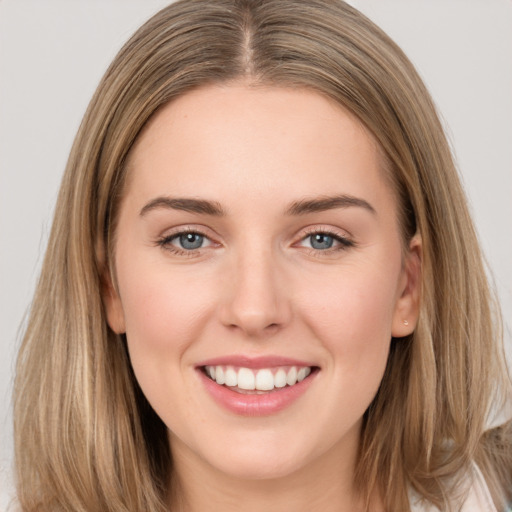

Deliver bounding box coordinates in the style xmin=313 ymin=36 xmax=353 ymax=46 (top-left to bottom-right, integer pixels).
xmin=167 ymin=426 xmax=379 ymax=512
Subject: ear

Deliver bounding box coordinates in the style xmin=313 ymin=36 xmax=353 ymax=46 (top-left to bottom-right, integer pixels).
xmin=101 ymin=269 xmax=126 ymax=334
xmin=391 ymin=235 xmax=422 ymax=338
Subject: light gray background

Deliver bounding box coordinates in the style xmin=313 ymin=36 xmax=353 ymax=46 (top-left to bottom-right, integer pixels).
xmin=1 ymin=0 xmax=511 ymax=507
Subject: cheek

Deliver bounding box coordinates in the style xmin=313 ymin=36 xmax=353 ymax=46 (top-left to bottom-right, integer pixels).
xmin=280 ymin=265 xmax=400 ymax=448
xmin=298 ymin=263 xmax=399 ymax=374
xmin=116 ymin=261 xmax=222 ymax=429
xmin=303 ymin=263 xmax=397 ymax=330
xmin=117 ymin=258 xmax=219 ymax=366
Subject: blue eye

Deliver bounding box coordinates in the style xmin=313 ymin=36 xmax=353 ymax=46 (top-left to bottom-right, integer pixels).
xmin=157 ymin=230 xmax=211 ymax=253
xmin=176 ymin=232 xmax=205 ymax=250
xmin=298 ymin=230 xmax=353 ymax=253
xmin=309 ymin=233 xmax=335 ymax=250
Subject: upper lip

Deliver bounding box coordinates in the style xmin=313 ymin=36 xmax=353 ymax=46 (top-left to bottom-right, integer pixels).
xmin=196 ymin=355 xmax=316 ymax=369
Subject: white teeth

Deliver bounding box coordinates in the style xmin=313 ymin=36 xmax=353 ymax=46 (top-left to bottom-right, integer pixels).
xmin=255 ymin=369 xmax=274 ymax=391
xmin=224 ymin=366 xmax=237 ymax=387
xmin=205 ymin=365 xmax=313 ymax=391
xmin=297 ymin=367 xmax=311 ymax=382
xmin=286 ymin=367 xmax=298 ymax=386
xmin=274 ymin=369 xmax=287 ymax=388
xmin=215 ymin=366 xmax=225 ymax=385
xmin=237 ymin=368 xmax=255 ymax=390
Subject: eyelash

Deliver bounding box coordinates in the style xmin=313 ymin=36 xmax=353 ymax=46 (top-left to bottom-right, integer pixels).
xmin=299 ymin=227 xmax=355 ymax=255
xmin=155 ymin=227 xmax=355 ymax=256
xmin=156 ymin=228 xmax=212 ymax=257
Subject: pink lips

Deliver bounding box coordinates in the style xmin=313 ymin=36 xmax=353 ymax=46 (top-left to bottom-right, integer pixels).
xmin=196 ymin=355 xmax=318 ymax=416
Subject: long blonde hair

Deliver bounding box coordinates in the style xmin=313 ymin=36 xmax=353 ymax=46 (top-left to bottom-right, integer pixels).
xmin=14 ymin=1 xmax=511 ymax=510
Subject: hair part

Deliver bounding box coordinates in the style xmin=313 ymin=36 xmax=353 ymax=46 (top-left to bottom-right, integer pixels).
xmin=14 ymin=1 xmax=512 ymax=511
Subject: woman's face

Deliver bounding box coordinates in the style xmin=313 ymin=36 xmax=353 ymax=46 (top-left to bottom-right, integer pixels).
xmin=105 ymin=85 xmax=420 ymax=482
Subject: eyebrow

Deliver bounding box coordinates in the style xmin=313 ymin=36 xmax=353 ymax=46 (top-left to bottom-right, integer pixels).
xmin=139 ymin=193 xmax=376 ymax=218
xmin=139 ymin=197 xmax=226 ymax=217
xmin=285 ymin=194 xmax=376 ymax=216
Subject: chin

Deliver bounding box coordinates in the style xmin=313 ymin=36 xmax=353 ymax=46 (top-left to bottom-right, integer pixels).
xmin=204 ymin=429 xmax=326 ymax=482
xmin=212 ymin=452 xmax=307 ymax=481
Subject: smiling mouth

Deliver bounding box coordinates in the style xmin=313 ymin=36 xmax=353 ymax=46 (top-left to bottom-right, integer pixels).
xmin=202 ymin=365 xmax=317 ymax=394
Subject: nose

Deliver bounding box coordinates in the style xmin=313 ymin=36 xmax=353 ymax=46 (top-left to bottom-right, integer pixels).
xmin=219 ymin=246 xmax=292 ymax=338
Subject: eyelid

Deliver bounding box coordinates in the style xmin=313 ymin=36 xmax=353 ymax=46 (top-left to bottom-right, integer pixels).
xmin=154 ymin=224 xmax=355 ymax=257
xmin=294 ymin=225 xmax=355 ymax=252
xmin=169 ymin=232 xmax=213 ymax=249
xmin=155 ymin=225 xmax=221 ymax=255
xmin=299 ymin=225 xmax=353 ymax=242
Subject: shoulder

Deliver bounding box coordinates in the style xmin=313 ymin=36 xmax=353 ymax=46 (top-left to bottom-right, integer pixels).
xmin=409 ymin=463 xmax=498 ymax=512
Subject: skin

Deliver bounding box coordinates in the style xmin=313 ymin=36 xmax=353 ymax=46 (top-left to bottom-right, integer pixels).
xmin=104 ymin=84 xmax=421 ymax=512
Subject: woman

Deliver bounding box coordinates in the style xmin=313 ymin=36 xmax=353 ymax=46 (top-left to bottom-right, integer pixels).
xmin=13 ymin=0 xmax=512 ymax=511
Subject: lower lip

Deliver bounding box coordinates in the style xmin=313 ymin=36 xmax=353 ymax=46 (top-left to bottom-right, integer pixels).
xmin=198 ymin=369 xmax=317 ymax=416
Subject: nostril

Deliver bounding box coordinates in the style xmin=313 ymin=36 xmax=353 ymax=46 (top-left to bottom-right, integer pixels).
xmin=225 ymin=321 xmax=281 ymax=336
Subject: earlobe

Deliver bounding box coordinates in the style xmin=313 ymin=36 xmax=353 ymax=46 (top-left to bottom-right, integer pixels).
xmin=101 ymin=270 xmax=126 ymax=334
xmin=391 ymin=235 xmax=422 ymax=338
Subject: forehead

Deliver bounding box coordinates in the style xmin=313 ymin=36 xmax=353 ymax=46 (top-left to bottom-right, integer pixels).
xmin=124 ymin=84 xmax=393 ymax=215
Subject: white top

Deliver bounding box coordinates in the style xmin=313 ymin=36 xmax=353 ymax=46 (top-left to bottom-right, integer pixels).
xmin=410 ymin=463 xmax=497 ymax=512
